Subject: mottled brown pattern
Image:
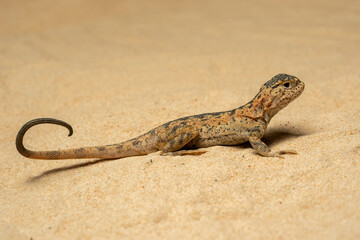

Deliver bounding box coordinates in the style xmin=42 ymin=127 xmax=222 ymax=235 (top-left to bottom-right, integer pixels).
xmin=16 ymin=73 xmax=304 ymax=160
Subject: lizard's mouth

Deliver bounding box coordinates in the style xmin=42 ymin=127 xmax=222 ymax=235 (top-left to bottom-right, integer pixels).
xmin=297 ymin=81 xmax=305 ymax=95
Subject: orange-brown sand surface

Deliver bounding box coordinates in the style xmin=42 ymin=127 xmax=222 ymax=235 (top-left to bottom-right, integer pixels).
xmin=1 ymin=0 xmax=360 ymax=239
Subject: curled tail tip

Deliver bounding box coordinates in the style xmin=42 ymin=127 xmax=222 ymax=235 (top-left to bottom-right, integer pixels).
xmin=68 ymin=127 xmax=73 ymax=137
xmin=17 ymin=118 xmax=73 ymax=136
xmin=16 ymin=118 xmax=74 ymax=158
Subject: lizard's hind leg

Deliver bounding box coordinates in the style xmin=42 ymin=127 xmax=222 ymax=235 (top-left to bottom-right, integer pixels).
xmin=160 ymin=128 xmax=201 ymax=156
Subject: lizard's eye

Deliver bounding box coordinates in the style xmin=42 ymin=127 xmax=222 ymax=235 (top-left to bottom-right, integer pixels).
xmin=283 ymin=82 xmax=290 ymax=88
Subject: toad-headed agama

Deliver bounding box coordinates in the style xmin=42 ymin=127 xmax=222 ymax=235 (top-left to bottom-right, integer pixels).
xmin=16 ymin=73 xmax=305 ymax=160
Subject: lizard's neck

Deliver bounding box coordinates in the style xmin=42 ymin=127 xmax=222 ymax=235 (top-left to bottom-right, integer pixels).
xmin=237 ymin=93 xmax=283 ymax=124
xmin=234 ymin=78 xmax=304 ymax=124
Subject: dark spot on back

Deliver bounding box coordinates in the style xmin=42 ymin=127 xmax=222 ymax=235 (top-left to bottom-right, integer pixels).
xmin=229 ymin=109 xmax=237 ymax=116
xmin=133 ymin=140 xmax=141 ymax=146
xmin=172 ymin=125 xmax=180 ymax=133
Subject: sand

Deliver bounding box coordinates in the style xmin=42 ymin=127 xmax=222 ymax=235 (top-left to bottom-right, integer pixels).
xmin=1 ymin=0 xmax=360 ymax=239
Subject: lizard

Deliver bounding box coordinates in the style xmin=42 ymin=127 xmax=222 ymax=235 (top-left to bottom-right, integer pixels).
xmin=16 ymin=73 xmax=305 ymax=160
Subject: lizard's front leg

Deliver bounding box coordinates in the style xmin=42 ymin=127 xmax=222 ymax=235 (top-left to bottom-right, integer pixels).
xmin=249 ymin=136 xmax=297 ymax=158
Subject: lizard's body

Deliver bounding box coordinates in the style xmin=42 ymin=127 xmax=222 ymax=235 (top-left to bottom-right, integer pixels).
xmin=16 ymin=74 xmax=305 ymax=160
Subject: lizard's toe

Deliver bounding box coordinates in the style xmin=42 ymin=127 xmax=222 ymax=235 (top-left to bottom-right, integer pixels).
xmin=271 ymin=150 xmax=297 ymax=158
xmin=160 ymin=151 xmax=171 ymax=156
xmin=278 ymin=150 xmax=298 ymax=155
xmin=161 ymin=150 xmax=207 ymax=156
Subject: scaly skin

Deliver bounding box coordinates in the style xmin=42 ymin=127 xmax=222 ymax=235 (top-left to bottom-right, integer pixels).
xmin=16 ymin=73 xmax=305 ymax=160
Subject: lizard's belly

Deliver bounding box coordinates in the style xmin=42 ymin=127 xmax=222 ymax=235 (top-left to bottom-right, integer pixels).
xmin=195 ymin=134 xmax=248 ymax=148
xmin=194 ymin=125 xmax=250 ymax=148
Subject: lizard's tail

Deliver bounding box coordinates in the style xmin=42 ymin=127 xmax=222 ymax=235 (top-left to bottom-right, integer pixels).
xmin=16 ymin=118 xmax=154 ymax=160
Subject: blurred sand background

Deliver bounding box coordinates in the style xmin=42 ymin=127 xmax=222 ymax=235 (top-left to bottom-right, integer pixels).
xmin=1 ymin=0 xmax=360 ymax=239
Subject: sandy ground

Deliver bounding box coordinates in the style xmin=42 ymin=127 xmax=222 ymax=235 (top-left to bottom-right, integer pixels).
xmin=1 ymin=0 xmax=360 ymax=239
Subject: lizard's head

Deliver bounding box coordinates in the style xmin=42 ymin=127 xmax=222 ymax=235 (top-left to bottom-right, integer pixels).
xmin=260 ymin=73 xmax=305 ymax=101
xmin=254 ymin=74 xmax=305 ymax=120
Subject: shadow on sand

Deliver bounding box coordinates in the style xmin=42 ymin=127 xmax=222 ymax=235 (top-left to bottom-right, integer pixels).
xmin=26 ymin=158 xmax=118 ymax=183
xmin=262 ymin=127 xmax=308 ymax=146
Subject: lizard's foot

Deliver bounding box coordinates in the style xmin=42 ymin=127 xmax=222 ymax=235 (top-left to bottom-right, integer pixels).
xmin=161 ymin=150 xmax=207 ymax=156
xmin=271 ymin=150 xmax=297 ymax=158
xmin=249 ymin=136 xmax=297 ymax=159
